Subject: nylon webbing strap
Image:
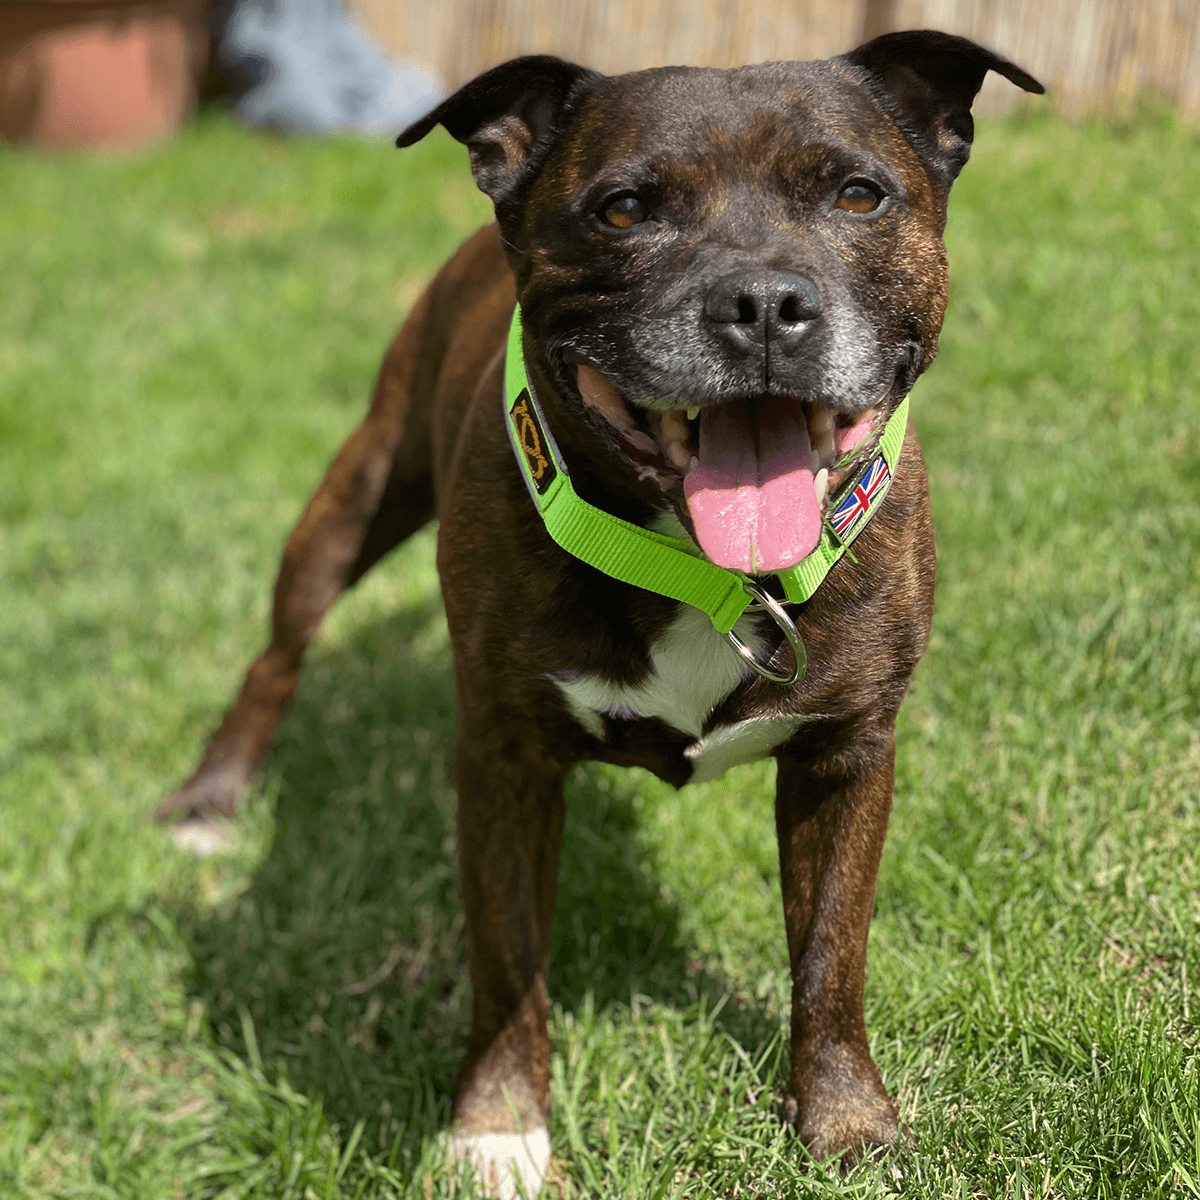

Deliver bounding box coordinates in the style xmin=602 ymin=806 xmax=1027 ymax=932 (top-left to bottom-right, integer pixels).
xmin=774 ymin=392 xmax=909 ymax=604
xmin=502 ymin=305 xmax=907 ymax=633
xmin=504 ymin=310 xmax=752 ymax=633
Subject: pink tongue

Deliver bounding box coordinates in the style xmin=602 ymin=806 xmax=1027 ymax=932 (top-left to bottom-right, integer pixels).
xmin=683 ymin=397 xmax=821 ymax=573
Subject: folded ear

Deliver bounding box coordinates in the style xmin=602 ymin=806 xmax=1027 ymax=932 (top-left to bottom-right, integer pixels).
xmin=397 ymin=56 xmax=602 ymax=210
xmin=841 ymin=30 xmax=1043 ymax=195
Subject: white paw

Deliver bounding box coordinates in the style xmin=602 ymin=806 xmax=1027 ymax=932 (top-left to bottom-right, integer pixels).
xmin=168 ymin=817 xmax=232 ymax=857
xmin=448 ymin=1128 xmax=550 ymax=1199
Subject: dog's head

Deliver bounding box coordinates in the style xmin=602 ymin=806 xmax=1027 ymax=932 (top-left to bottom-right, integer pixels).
xmin=399 ymin=32 xmax=1042 ymax=574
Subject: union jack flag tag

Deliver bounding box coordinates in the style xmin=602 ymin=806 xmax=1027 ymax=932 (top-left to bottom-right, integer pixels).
xmin=828 ymin=452 xmax=893 ymax=544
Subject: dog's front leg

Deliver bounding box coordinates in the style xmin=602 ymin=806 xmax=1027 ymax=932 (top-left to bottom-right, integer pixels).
xmin=774 ymin=738 xmax=899 ymax=1162
xmin=448 ymin=727 xmax=569 ymax=1199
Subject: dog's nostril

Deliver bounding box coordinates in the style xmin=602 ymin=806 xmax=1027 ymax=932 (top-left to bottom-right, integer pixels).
xmin=705 ymin=269 xmax=821 ymax=338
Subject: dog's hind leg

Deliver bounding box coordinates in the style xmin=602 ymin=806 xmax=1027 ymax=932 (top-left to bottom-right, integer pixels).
xmin=156 ymin=289 xmax=439 ymax=830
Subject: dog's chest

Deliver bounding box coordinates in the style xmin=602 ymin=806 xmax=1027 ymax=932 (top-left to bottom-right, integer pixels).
xmin=553 ymin=604 xmax=803 ymax=783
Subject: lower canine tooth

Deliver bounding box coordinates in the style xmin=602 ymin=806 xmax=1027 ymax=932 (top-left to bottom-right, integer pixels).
xmin=814 ymin=467 xmax=829 ymax=505
xmin=667 ymin=441 xmax=691 ymax=469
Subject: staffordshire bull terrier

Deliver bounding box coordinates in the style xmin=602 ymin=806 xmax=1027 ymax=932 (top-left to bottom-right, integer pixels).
xmin=159 ymin=30 xmax=1042 ymax=1196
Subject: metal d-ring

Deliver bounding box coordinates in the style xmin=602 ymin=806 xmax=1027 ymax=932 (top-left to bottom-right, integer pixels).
xmin=726 ymin=579 xmax=807 ymax=685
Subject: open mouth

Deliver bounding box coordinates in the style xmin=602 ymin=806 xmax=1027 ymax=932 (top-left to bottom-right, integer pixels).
xmin=574 ymin=365 xmax=886 ymax=574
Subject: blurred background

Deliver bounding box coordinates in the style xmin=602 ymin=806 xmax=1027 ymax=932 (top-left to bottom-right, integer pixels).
xmin=3 ymin=0 xmax=1200 ymax=150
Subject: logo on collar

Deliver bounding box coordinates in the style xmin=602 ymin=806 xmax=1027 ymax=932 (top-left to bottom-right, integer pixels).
xmin=829 ymin=453 xmax=892 ymax=543
xmin=511 ymin=388 xmax=557 ymax=493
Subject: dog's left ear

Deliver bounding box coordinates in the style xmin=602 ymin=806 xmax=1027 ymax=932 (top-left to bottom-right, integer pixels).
xmin=397 ymin=56 xmax=602 ymax=212
xmin=841 ymin=30 xmax=1043 ymax=196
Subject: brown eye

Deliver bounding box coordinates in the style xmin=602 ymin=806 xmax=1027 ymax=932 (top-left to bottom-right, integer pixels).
xmin=836 ymin=183 xmax=882 ymax=214
xmin=601 ymin=195 xmax=647 ymax=228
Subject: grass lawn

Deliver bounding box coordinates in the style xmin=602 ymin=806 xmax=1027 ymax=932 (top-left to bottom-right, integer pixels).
xmin=1 ymin=102 xmax=1198 ymax=1199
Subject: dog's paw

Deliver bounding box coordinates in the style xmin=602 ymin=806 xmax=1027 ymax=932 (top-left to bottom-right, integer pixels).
xmin=448 ymin=1128 xmax=550 ymax=1199
xmin=783 ymin=1049 xmax=899 ymax=1167
xmin=167 ymin=815 xmax=234 ymax=857
xmin=156 ymin=762 xmax=251 ymax=828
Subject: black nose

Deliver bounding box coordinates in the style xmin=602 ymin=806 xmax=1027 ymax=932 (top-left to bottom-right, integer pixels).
xmin=703 ymin=269 xmax=822 ymax=357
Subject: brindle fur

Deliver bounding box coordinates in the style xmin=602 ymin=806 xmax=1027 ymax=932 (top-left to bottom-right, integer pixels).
xmin=160 ymin=31 xmax=1041 ymax=1170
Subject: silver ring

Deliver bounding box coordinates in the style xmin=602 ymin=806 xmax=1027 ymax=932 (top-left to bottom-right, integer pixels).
xmin=725 ymin=579 xmax=807 ymax=685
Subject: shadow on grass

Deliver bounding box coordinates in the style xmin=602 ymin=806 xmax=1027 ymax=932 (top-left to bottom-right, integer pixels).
xmin=179 ymin=587 xmax=777 ymax=1156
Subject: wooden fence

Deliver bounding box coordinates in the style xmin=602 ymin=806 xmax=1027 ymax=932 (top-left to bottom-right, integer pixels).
xmin=349 ymin=0 xmax=1200 ymax=115
xmin=893 ymin=0 xmax=1200 ymax=113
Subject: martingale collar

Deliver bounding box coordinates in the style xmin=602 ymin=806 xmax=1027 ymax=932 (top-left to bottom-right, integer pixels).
xmin=503 ymin=305 xmax=908 ymax=683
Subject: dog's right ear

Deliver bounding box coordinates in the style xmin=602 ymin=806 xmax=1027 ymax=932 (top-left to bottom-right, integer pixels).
xmin=397 ymin=56 xmax=602 ymax=208
xmin=840 ymin=31 xmax=1043 ymax=199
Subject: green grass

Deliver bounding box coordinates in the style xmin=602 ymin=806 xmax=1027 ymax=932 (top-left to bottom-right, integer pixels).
xmin=1 ymin=105 xmax=1198 ymax=1198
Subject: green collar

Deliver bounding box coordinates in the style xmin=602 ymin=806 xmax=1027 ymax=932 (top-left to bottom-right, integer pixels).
xmin=504 ymin=305 xmax=908 ymax=679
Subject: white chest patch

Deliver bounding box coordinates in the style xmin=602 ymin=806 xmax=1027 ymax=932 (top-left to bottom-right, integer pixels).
xmin=553 ymin=603 xmax=803 ymax=783
xmin=684 ymin=711 xmax=805 ymax=783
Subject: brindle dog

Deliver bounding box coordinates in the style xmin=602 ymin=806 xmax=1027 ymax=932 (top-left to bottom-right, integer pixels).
xmin=160 ymin=31 xmax=1041 ymax=1196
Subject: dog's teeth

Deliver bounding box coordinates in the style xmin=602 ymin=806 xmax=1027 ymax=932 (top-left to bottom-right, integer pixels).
xmin=667 ymin=441 xmax=692 ymax=469
xmin=687 ymin=406 xmax=700 ymax=421
xmin=661 ymin=409 xmax=688 ymax=443
xmin=689 ymin=455 xmax=699 ymax=471
xmin=809 ymin=404 xmax=834 ymax=435
xmin=813 ymin=467 xmax=829 ymax=505
xmin=809 ymin=404 xmax=837 ymax=462
xmin=809 ymin=449 xmax=821 ymax=473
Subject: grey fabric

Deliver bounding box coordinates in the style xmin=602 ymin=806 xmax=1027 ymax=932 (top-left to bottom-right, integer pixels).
xmin=219 ymin=0 xmax=443 ymax=135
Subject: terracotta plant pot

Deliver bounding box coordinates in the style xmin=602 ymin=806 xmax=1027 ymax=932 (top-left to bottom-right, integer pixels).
xmin=0 ymin=0 xmax=210 ymax=149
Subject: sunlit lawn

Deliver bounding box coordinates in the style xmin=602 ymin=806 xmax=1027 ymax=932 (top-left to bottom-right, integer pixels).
xmin=1 ymin=104 xmax=1197 ymax=1198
